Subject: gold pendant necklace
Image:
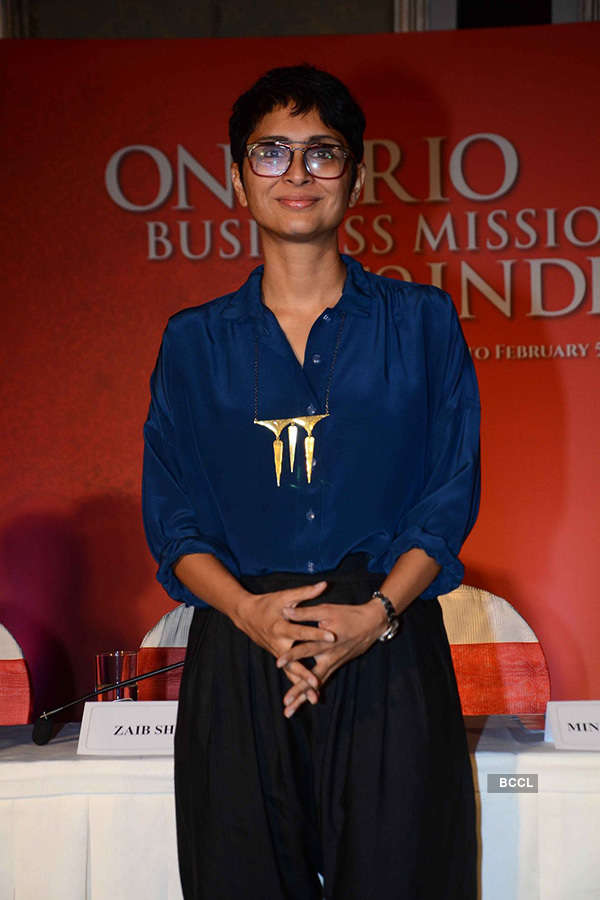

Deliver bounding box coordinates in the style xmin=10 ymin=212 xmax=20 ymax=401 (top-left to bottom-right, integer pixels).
xmin=253 ymin=311 xmax=346 ymax=486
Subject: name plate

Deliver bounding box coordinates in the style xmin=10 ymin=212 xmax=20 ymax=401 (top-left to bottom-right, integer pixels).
xmin=544 ymin=700 xmax=600 ymax=750
xmin=77 ymin=700 xmax=178 ymax=755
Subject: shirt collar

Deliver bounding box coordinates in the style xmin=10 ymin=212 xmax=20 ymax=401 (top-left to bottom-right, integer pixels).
xmin=221 ymin=254 xmax=372 ymax=320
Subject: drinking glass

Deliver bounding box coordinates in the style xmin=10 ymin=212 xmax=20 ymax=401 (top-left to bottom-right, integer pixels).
xmin=95 ymin=650 xmax=138 ymax=701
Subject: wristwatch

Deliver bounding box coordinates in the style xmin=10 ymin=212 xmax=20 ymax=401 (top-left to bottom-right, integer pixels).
xmin=372 ymin=590 xmax=400 ymax=641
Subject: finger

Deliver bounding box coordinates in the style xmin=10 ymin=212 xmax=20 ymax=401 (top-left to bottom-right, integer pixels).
xmin=282 ymin=667 xmax=315 ymax=690
xmin=283 ymin=695 xmax=306 ymax=718
xmin=309 ymin=657 xmax=340 ymax=688
xmin=284 ymin=682 xmax=319 ymax=705
xmin=281 ymin=580 xmax=328 ymax=608
xmin=283 ymin=660 xmax=321 ymax=690
xmin=277 ymin=641 xmax=335 ymax=668
xmin=283 ymin=680 xmax=319 ymax=705
xmin=283 ymin=689 xmax=318 ymax=718
xmin=282 ymin=604 xmax=332 ymax=621
xmin=285 ymin=624 xmax=336 ymax=644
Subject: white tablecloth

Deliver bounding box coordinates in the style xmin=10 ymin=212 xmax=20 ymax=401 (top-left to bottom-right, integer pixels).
xmin=464 ymin=715 xmax=600 ymax=900
xmin=0 ymin=724 xmax=182 ymax=900
xmin=1 ymin=716 xmax=600 ymax=899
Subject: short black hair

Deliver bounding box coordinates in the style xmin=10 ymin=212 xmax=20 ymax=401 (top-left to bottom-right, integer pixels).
xmin=229 ymin=64 xmax=366 ymax=173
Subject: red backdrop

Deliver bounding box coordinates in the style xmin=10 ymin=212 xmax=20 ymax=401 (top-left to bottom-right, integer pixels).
xmin=2 ymin=24 xmax=599 ymax=715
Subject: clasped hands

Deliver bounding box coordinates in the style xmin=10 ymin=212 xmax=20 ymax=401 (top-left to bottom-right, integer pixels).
xmin=234 ymin=580 xmax=388 ymax=718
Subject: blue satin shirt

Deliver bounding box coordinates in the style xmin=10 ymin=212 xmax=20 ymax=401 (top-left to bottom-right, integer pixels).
xmin=142 ymin=255 xmax=480 ymax=607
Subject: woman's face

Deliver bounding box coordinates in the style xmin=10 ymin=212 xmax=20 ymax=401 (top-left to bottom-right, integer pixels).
xmin=231 ymin=104 xmax=364 ymax=247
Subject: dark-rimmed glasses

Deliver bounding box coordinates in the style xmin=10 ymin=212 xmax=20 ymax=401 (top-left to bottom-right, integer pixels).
xmin=246 ymin=141 xmax=353 ymax=179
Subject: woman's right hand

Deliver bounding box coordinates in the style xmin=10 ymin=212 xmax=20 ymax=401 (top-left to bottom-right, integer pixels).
xmin=232 ymin=580 xmax=335 ymax=706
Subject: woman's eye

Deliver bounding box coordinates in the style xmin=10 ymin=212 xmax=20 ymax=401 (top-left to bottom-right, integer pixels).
xmin=260 ymin=144 xmax=287 ymax=159
xmin=310 ymin=145 xmax=338 ymax=159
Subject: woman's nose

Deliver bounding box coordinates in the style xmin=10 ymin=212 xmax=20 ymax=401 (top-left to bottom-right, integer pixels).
xmin=285 ymin=149 xmax=313 ymax=183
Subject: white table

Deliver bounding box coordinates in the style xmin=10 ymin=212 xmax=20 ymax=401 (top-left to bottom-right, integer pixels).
xmin=1 ymin=716 xmax=600 ymax=899
xmin=465 ymin=715 xmax=600 ymax=900
xmin=0 ymin=724 xmax=182 ymax=899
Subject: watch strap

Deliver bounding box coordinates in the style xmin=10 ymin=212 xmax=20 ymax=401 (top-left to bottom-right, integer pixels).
xmin=372 ymin=590 xmax=400 ymax=641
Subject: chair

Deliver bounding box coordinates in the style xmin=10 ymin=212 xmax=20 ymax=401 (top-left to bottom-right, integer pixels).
xmin=0 ymin=623 xmax=33 ymax=724
xmin=437 ymin=584 xmax=550 ymax=715
xmin=137 ymin=605 xmax=194 ymax=700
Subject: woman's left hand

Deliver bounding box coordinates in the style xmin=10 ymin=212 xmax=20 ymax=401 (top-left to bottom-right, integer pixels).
xmin=277 ymin=599 xmax=388 ymax=717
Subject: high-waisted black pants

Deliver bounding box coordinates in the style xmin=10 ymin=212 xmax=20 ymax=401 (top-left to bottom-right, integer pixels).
xmin=174 ymin=553 xmax=477 ymax=900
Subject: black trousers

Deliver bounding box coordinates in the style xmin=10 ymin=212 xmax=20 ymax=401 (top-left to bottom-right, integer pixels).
xmin=174 ymin=553 xmax=477 ymax=900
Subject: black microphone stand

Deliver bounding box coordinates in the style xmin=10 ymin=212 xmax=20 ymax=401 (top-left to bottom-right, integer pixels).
xmin=32 ymin=660 xmax=185 ymax=745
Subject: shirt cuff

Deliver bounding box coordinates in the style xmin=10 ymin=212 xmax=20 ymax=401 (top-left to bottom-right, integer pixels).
xmin=157 ymin=536 xmax=239 ymax=606
xmin=381 ymin=526 xmax=464 ymax=600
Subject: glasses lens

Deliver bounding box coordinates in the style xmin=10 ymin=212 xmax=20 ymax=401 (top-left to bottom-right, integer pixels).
xmin=248 ymin=143 xmax=291 ymax=176
xmin=305 ymin=145 xmax=347 ymax=177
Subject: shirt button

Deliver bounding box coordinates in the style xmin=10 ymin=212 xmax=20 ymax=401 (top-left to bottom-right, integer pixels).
xmin=306 ymin=509 xmax=316 ymax=521
xmin=322 ymin=313 xmax=331 ymax=322
xmin=306 ymin=403 xmax=316 ymax=414
xmin=307 ymin=560 xmax=316 ymax=573
xmin=311 ymin=353 xmax=321 ymax=365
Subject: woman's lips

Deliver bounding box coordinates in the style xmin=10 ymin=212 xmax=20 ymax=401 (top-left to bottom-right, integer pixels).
xmin=277 ymin=197 xmax=320 ymax=209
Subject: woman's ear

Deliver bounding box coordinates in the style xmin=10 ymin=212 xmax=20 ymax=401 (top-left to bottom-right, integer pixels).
xmin=231 ymin=162 xmax=248 ymax=208
xmin=348 ymin=161 xmax=366 ymax=208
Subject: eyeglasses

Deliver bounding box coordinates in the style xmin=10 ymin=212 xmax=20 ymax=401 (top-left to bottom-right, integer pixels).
xmin=246 ymin=141 xmax=353 ymax=179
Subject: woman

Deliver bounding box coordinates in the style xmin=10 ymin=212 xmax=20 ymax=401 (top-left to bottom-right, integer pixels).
xmin=143 ymin=64 xmax=480 ymax=900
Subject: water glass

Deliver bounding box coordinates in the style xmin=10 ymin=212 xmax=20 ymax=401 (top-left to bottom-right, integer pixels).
xmin=95 ymin=650 xmax=138 ymax=701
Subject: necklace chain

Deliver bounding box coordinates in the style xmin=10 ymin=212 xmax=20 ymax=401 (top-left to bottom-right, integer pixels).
xmin=253 ymin=310 xmax=347 ymax=419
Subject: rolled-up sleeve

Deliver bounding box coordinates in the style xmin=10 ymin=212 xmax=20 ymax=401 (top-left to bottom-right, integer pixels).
xmin=381 ymin=294 xmax=481 ymax=598
xmin=142 ymin=327 xmax=238 ymax=605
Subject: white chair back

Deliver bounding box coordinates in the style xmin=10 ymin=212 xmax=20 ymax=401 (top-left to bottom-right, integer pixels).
xmin=140 ymin=605 xmax=194 ymax=648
